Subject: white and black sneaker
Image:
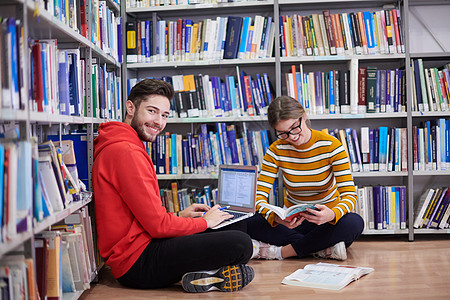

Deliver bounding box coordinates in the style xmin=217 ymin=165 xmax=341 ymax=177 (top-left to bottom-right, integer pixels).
xmin=181 ymin=264 xmax=254 ymax=293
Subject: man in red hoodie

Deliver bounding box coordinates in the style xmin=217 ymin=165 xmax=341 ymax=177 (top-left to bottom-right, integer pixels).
xmin=92 ymin=79 xmax=254 ymax=293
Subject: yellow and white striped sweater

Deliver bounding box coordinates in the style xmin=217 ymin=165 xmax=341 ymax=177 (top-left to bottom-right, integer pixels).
xmin=256 ymin=129 xmax=358 ymax=226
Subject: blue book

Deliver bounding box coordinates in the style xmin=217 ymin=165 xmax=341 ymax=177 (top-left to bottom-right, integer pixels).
xmin=7 ymin=19 xmax=20 ymax=109
xmin=413 ymin=60 xmax=423 ymax=111
xmin=279 ymin=16 xmax=285 ymax=56
xmin=224 ymin=16 xmax=243 ymax=59
xmin=373 ymin=128 xmax=379 ymax=171
xmin=447 ymin=119 xmax=450 ymax=167
xmin=255 ymin=74 xmax=267 ymax=109
xmin=369 ymin=129 xmax=374 ymax=171
xmin=220 ymin=81 xmax=230 ymax=115
xmin=226 ymin=125 xmax=240 ymax=164
xmin=260 ymin=130 xmax=270 ymax=155
xmin=345 ymin=128 xmax=359 ymax=172
xmin=58 ymin=51 xmax=70 ymax=115
xmin=263 ymin=73 xmax=273 ymax=105
xmin=215 ymin=132 xmax=224 ymax=165
xmin=145 ymin=20 xmax=151 ymax=60
xmin=17 ymin=141 xmax=33 ymax=233
xmin=385 ymin=69 xmax=392 ymax=112
xmin=238 ymin=17 xmax=251 ymax=59
xmin=373 ymin=186 xmax=383 ymax=230
xmin=426 ymin=120 xmax=432 ymax=170
xmin=363 ymin=11 xmax=375 ymax=53
xmin=185 ymin=19 xmax=193 ymax=58
xmin=68 ymin=52 xmax=80 ymax=116
xmin=215 ymin=123 xmax=226 ymax=165
xmin=201 ymin=124 xmax=212 ymax=170
xmin=204 ymin=185 xmax=212 ymax=207
xmin=227 ymin=75 xmax=238 ymax=114
xmin=388 ymin=127 xmax=395 ymax=171
xmin=314 ymin=71 xmax=323 ymax=114
xmin=208 ymin=131 xmax=217 ymax=167
xmin=262 ymin=17 xmax=272 ymax=58
xmin=40 ymin=47 xmax=49 ymax=112
xmin=182 ymin=138 xmax=190 ymax=174
xmin=378 ymin=126 xmax=389 ymax=171
xmin=171 ymin=133 xmax=177 ymax=174
xmin=329 ymin=71 xmax=335 ymax=114
xmin=376 ymin=70 xmax=381 ymax=112
xmin=188 ymin=133 xmax=195 ymax=173
xmin=239 ymin=137 xmax=248 ymax=165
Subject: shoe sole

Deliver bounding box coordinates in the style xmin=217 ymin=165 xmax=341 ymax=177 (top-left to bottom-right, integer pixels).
xmin=182 ymin=264 xmax=254 ymax=293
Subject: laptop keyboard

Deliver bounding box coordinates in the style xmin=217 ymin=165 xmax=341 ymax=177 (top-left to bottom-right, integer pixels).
xmin=224 ymin=210 xmax=247 ymax=219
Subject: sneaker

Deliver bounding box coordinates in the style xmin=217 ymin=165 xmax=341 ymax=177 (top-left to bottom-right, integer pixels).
xmin=252 ymin=241 xmax=283 ymax=260
xmin=313 ymin=241 xmax=347 ymax=261
xmin=181 ymin=264 xmax=254 ymax=293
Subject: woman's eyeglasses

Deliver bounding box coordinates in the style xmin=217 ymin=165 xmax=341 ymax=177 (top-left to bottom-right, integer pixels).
xmin=276 ymin=117 xmax=303 ymax=140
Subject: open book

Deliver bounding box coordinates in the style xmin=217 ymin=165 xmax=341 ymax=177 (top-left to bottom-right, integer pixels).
xmin=259 ymin=202 xmax=318 ymax=221
xmin=282 ymin=263 xmax=374 ymax=290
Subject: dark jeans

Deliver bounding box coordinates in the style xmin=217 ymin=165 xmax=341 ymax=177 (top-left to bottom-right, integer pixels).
xmin=246 ymin=212 xmax=364 ymax=257
xmin=117 ymin=222 xmax=252 ymax=289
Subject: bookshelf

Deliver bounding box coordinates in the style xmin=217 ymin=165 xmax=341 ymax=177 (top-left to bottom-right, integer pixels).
xmin=121 ymin=0 xmax=450 ymax=242
xmin=0 ymin=0 xmax=122 ymax=298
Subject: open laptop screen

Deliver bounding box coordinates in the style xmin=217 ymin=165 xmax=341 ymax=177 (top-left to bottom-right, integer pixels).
xmin=217 ymin=165 xmax=257 ymax=212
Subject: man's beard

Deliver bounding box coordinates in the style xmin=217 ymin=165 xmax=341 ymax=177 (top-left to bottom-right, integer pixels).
xmin=130 ymin=116 xmax=159 ymax=142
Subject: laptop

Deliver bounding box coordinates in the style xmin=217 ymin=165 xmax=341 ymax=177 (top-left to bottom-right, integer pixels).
xmin=211 ymin=164 xmax=258 ymax=229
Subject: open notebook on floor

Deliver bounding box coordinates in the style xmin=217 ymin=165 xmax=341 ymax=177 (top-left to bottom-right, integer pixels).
xmin=211 ymin=165 xmax=258 ymax=229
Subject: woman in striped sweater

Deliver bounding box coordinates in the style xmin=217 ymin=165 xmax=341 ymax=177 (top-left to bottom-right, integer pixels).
xmin=249 ymin=96 xmax=364 ymax=261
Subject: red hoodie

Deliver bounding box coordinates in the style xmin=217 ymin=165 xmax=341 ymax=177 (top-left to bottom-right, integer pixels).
xmin=92 ymin=122 xmax=207 ymax=278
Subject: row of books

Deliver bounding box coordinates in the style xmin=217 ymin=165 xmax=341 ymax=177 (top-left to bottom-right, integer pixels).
xmin=128 ymin=70 xmax=273 ymax=118
xmin=160 ymin=183 xmax=215 ymax=213
xmin=356 ymin=185 xmax=407 ymax=231
xmin=0 ymin=138 xmax=86 ymax=243
xmin=280 ymin=9 xmax=405 ymax=58
xmin=1 ymin=18 xmax=25 ymax=111
xmin=414 ymin=187 xmax=450 ymax=230
xmin=126 ymin=15 xmax=275 ymax=63
xmin=127 ymin=0 xmax=261 ymax=8
xmin=412 ymin=118 xmax=450 ymax=171
xmin=411 ymin=59 xmax=450 ymax=112
xmin=286 ymin=65 xmax=406 ymax=115
xmin=147 ymin=123 xmax=270 ymax=175
xmin=37 ymin=0 xmax=123 ymax=62
xmin=34 ymin=208 xmax=96 ymax=299
xmin=326 ymin=126 xmax=407 ymax=173
xmin=160 ymin=179 xmax=279 ymax=213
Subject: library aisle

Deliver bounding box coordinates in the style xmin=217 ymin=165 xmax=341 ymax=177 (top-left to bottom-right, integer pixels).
xmin=81 ymin=236 xmax=450 ymax=299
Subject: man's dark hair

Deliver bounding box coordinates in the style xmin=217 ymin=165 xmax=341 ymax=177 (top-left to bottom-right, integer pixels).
xmin=127 ymin=79 xmax=174 ymax=109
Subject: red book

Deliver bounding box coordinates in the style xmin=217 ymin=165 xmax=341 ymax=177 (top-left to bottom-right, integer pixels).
xmin=391 ymin=9 xmax=402 ymax=53
xmin=243 ymin=76 xmax=254 ymax=116
xmin=322 ymin=10 xmax=337 ymax=55
xmin=79 ymin=0 xmax=87 ymax=38
xmin=32 ymin=43 xmax=44 ymax=112
xmin=291 ymin=65 xmax=298 ymax=100
xmin=358 ymin=67 xmax=367 ymax=113
xmin=176 ymin=19 xmax=183 ymax=60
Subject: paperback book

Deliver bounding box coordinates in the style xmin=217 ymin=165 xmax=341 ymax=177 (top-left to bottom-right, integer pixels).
xmin=259 ymin=202 xmax=318 ymax=221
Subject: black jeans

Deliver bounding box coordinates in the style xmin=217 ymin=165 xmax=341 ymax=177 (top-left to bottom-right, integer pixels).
xmin=246 ymin=212 xmax=364 ymax=257
xmin=117 ymin=223 xmax=252 ymax=289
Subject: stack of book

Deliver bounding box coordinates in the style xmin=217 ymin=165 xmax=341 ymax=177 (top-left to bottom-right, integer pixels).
xmin=280 ymin=9 xmax=405 ymax=57
xmin=411 ymin=59 xmax=450 ymax=112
